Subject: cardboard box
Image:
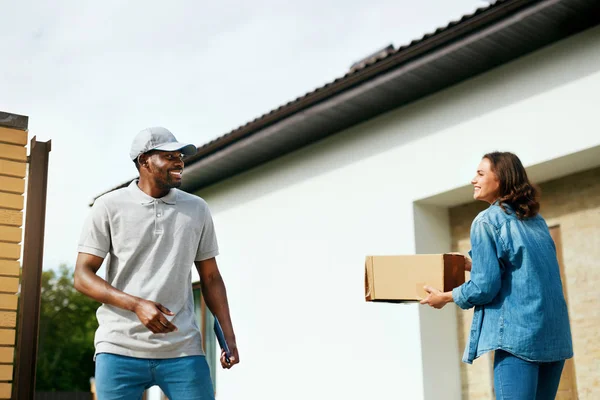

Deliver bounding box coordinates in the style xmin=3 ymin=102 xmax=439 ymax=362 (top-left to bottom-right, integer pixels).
xmin=365 ymin=254 xmax=466 ymax=302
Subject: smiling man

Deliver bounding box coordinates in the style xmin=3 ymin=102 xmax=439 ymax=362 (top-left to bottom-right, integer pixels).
xmin=74 ymin=127 xmax=239 ymax=400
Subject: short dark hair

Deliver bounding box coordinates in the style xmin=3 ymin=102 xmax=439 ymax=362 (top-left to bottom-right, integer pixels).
xmin=484 ymin=151 xmax=540 ymax=219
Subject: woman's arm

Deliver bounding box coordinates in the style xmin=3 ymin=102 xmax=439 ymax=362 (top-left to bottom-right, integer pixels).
xmin=452 ymin=221 xmax=504 ymax=310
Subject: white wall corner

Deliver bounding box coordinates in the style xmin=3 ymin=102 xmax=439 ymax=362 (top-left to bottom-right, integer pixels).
xmin=413 ymin=202 xmax=451 ymax=255
xmin=413 ymin=202 xmax=461 ymax=400
xmin=418 ymin=306 xmax=462 ymax=400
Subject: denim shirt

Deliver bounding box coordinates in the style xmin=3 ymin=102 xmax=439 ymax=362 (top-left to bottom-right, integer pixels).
xmin=452 ymin=203 xmax=573 ymax=364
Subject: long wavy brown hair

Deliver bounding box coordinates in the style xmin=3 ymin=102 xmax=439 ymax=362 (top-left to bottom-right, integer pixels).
xmin=484 ymin=152 xmax=540 ymax=219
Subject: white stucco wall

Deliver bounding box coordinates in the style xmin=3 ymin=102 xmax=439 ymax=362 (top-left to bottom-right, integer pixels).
xmin=193 ymin=25 xmax=600 ymax=400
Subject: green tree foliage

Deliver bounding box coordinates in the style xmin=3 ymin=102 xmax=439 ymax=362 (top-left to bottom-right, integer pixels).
xmin=35 ymin=265 xmax=99 ymax=391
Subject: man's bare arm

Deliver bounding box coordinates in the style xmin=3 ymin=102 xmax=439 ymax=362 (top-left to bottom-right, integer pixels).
xmin=74 ymin=252 xmax=177 ymax=334
xmin=195 ymin=257 xmax=239 ymax=368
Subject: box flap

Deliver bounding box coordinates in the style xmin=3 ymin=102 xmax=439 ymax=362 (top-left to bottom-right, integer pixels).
xmin=364 ymin=256 xmax=375 ymax=301
xmin=442 ymin=253 xmax=466 ymax=291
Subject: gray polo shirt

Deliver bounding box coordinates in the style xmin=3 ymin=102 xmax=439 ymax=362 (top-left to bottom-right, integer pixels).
xmin=78 ymin=180 xmax=219 ymax=359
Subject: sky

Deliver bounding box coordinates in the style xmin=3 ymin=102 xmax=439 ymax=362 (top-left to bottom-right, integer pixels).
xmin=1 ymin=0 xmax=486 ymax=270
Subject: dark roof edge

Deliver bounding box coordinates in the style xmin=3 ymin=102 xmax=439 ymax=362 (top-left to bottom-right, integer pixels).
xmin=93 ymin=0 xmax=546 ymax=202
xmin=185 ymin=0 xmax=536 ymax=163
xmin=0 ymin=112 xmax=29 ymax=130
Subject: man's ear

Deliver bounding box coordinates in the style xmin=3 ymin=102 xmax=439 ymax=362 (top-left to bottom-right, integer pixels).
xmin=138 ymin=153 xmax=149 ymax=169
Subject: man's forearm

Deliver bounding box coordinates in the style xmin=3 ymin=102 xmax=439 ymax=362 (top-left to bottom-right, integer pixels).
xmin=74 ymin=267 xmax=140 ymax=312
xmin=201 ymin=274 xmax=236 ymax=342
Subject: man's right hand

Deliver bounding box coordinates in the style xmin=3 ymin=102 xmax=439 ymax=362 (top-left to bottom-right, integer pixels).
xmin=133 ymin=299 xmax=178 ymax=334
xmin=75 ymin=253 xmax=179 ymax=334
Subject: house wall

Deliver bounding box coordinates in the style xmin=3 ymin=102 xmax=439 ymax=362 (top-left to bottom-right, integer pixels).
xmin=449 ymin=166 xmax=600 ymax=399
xmin=0 ymin=124 xmax=27 ymax=399
xmin=193 ymin=25 xmax=600 ymax=400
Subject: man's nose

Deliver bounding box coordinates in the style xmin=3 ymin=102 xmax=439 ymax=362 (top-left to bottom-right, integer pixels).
xmin=174 ymin=158 xmax=184 ymax=168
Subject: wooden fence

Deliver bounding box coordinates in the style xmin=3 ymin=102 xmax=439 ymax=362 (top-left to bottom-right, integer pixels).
xmin=0 ymin=114 xmax=28 ymax=399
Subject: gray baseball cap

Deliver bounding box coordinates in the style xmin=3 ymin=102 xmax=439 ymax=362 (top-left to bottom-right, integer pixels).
xmin=129 ymin=127 xmax=197 ymax=160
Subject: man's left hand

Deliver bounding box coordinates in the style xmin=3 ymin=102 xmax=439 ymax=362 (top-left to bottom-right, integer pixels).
xmin=221 ymin=342 xmax=239 ymax=369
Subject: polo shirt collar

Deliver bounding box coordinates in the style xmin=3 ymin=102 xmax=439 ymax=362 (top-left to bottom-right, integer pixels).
xmin=128 ymin=180 xmax=178 ymax=205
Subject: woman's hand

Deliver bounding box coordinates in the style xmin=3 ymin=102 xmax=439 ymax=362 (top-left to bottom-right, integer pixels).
xmin=420 ymin=286 xmax=453 ymax=309
xmin=449 ymin=252 xmax=472 ymax=272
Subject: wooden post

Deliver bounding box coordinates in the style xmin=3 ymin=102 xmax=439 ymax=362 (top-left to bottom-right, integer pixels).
xmin=12 ymin=129 xmax=51 ymax=399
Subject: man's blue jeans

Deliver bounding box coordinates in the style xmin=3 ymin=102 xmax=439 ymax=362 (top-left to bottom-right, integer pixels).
xmin=95 ymin=353 xmax=215 ymax=400
xmin=494 ymin=350 xmax=565 ymax=400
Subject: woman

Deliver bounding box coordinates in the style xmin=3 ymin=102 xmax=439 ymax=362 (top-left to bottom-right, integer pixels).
xmin=420 ymin=152 xmax=573 ymax=399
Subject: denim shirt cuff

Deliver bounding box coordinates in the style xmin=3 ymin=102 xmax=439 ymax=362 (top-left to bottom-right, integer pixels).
xmin=452 ymin=286 xmax=472 ymax=310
